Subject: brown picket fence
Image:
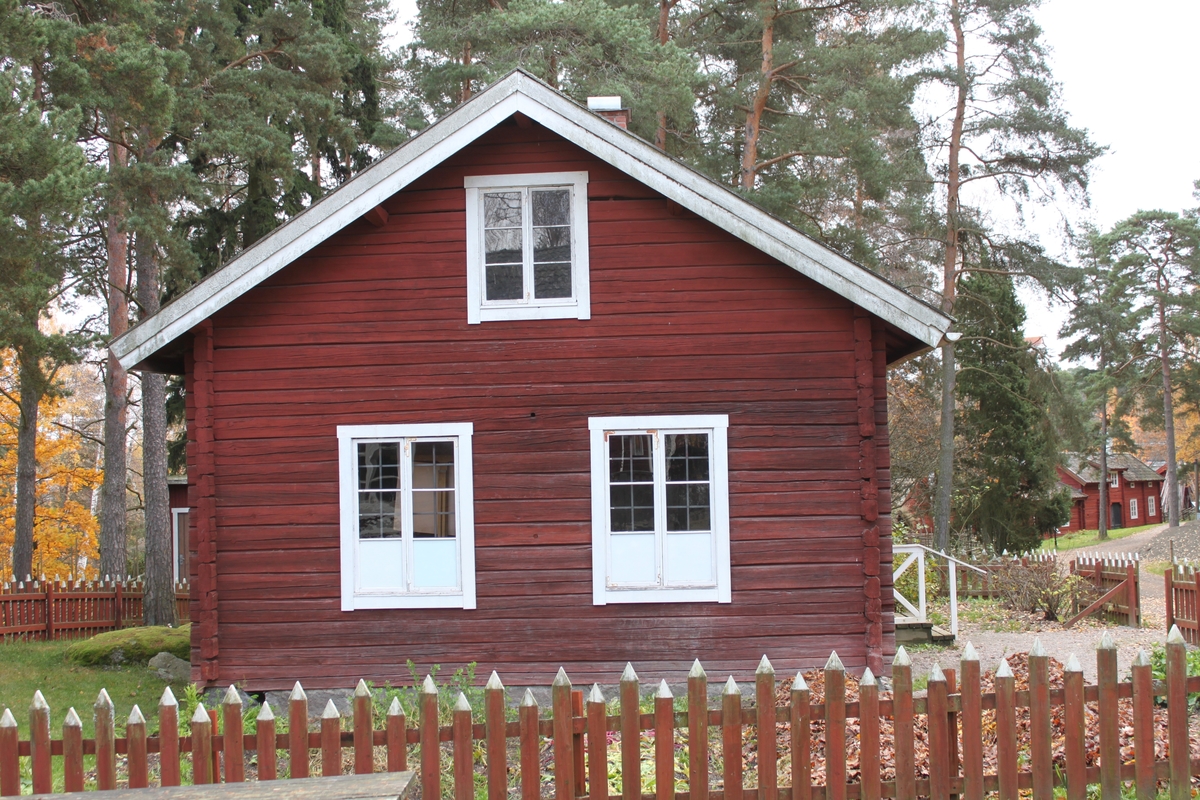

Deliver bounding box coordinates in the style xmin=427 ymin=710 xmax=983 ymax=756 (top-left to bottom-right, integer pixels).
xmin=2 ymin=629 xmax=1199 ymax=799
xmin=1069 ymin=554 xmax=1140 ymax=627
xmin=0 ymin=578 xmax=190 ymax=642
xmin=1166 ymin=561 xmax=1200 ymax=645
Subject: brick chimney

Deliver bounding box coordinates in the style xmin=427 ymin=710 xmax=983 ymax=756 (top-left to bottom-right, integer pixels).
xmin=586 ymin=96 xmax=631 ymax=129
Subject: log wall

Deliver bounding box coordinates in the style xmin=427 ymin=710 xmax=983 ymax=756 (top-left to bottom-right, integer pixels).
xmin=188 ymin=120 xmax=897 ymax=688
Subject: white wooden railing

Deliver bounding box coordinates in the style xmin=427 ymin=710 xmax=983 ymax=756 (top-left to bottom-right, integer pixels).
xmin=893 ymin=544 xmax=985 ymax=638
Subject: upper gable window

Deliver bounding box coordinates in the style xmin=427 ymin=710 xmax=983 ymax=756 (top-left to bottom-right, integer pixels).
xmin=464 ymin=172 xmax=590 ymax=323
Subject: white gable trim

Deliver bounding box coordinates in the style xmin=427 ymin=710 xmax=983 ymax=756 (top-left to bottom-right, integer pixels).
xmin=112 ymin=71 xmax=950 ymax=371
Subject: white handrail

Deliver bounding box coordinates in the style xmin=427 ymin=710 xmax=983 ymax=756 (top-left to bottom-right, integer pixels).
xmin=893 ymin=544 xmax=984 ymax=639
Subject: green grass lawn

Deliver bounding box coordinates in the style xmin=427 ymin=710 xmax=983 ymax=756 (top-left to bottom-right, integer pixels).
xmin=1040 ymin=523 xmax=1160 ymax=552
xmin=0 ymin=637 xmax=182 ymax=739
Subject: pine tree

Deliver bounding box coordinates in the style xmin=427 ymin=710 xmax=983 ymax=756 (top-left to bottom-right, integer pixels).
xmin=927 ymin=0 xmax=1103 ymax=551
xmin=0 ymin=3 xmax=95 ymax=580
xmin=36 ymin=0 xmax=189 ymax=582
xmin=408 ymin=0 xmax=698 ymax=145
xmin=1059 ymin=238 xmax=1144 ymax=540
xmin=1095 ymin=210 xmax=1200 ymax=528
xmin=953 ymin=267 xmax=1068 ymax=553
xmin=683 ymin=0 xmax=942 ymax=277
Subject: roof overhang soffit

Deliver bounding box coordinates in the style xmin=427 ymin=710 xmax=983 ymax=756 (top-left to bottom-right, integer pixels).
xmin=112 ymin=72 xmax=951 ymax=372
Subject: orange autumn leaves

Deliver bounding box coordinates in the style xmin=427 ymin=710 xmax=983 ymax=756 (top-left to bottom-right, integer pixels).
xmin=0 ymin=357 xmax=102 ymax=581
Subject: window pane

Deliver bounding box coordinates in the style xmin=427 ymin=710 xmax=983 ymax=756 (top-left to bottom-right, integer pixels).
xmin=413 ymin=505 xmax=455 ymax=538
xmin=532 ymin=189 xmax=570 ymax=226
xmin=413 ymin=442 xmax=455 ymax=489
xmin=610 ymin=483 xmax=654 ymax=532
xmin=533 ymin=226 xmax=571 ymax=263
xmin=534 ymin=262 xmax=572 ymax=299
xmin=359 ymin=491 xmax=402 ymax=539
xmin=610 ymin=435 xmax=653 ymax=482
xmin=485 ymin=229 xmax=523 ymax=265
xmin=486 ymin=264 xmax=523 ymax=301
xmin=666 ymin=434 xmax=709 ymax=481
xmin=484 ymin=192 xmax=522 ymax=228
xmin=666 ymin=470 xmax=711 ymax=533
xmin=359 ymin=442 xmax=400 ymax=490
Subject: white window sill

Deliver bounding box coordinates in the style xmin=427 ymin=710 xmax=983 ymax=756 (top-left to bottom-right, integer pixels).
xmin=478 ymin=303 xmax=588 ymax=323
xmin=596 ymin=587 xmax=724 ymax=605
xmin=343 ymin=593 xmax=469 ymax=611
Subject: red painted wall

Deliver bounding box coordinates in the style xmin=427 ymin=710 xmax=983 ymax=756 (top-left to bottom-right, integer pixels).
xmin=184 ymin=121 xmax=897 ymax=688
xmin=1056 ymin=467 xmax=1162 ymax=533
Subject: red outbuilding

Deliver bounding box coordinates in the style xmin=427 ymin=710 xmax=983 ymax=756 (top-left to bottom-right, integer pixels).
xmin=1056 ymin=453 xmax=1165 ymax=533
xmin=112 ymin=72 xmax=952 ymax=688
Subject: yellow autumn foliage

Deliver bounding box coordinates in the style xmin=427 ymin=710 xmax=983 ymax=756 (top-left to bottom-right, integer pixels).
xmin=0 ymin=356 xmax=102 ymax=581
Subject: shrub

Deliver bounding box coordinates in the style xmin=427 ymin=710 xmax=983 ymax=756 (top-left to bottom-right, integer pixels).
xmin=65 ymin=624 xmax=191 ymax=666
xmin=992 ymin=562 xmax=1094 ymax=621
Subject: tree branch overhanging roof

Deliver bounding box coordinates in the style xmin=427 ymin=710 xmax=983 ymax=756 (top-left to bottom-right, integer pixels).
xmin=111 ymin=69 xmax=952 ymax=372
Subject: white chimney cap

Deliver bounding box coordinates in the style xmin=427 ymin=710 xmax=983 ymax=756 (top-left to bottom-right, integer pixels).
xmin=587 ymin=96 xmax=623 ymax=111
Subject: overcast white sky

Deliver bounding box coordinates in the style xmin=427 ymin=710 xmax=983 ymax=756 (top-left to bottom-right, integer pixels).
xmin=1019 ymin=0 xmax=1200 ymax=356
xmin=385 ymin=0 xmax=1200 ymax=358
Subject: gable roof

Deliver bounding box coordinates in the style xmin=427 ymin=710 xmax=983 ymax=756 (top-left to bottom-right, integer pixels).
xmin=112 ymin=70 xmax=952 ymax=372
xmin=1062 ymin=453 xmax=1165 ymax=485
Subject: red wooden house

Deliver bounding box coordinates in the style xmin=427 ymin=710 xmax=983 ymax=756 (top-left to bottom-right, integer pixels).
xmin=112 ymin=72 xmax=952 ymax=688
xmin=1056 ymin=453 xmax=1165 ymax=533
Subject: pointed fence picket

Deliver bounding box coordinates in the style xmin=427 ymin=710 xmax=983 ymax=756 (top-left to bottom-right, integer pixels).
xmin=2 ymin=629 xmax=1199 ymax=798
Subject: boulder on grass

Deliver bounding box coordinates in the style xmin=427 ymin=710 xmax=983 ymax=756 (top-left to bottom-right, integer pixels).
xmin=65 ymin=624 xmax=191 ymax=666
xmin=149 ymin=651 xmax=192 ymax=683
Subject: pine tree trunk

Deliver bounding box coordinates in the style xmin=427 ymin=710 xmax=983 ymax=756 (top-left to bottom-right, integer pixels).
xmin=1158 ymin=298 xmax=1180 ymax=527
xmin=739 ymin=6 xmax=774 ymax=190
xmin=99 ymin=140 xmax=129 ymax=579
xmin=137 ymin=235 xmax=175 ymax=625
xmin=462 ymin=41 xmax=472 ymax=102
xmin=934 ymin=340 xmax=955 ymax=550
xmin=933 ymin=0 xmax=967 ymax=553
xmin=653 ymin=0 xmax=675 ymax=151
xmin=1098 ymin=388 xmax=1109 ymax=540
xmin=11 ymin=355 xmax=40 ymax=581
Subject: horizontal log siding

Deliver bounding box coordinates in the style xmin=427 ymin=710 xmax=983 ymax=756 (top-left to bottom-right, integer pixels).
xmin=197 ymin=122 xmax=893 ymax=688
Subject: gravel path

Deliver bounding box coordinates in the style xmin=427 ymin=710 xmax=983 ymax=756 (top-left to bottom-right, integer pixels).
xmin=1141 ymin=518 xmax=1200 ymax=561
xmin=904 ymin=615 xmax=1166 ymax=685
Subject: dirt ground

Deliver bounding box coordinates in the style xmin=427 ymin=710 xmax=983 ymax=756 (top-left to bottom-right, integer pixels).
xmin=904 ymin=519 xmax=1200 ymax=684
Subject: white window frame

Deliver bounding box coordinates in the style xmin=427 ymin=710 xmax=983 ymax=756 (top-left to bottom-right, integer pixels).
xmin=337 ymin=423 xmax=476 ymax=610
xmin=588 ymin=414 xmax=731 ymax=605
xmin=1130 ymin=498 xmax=1139 ymax=520
xmin=1110 ymin=471 xmax=1119 ymax=488
xmin=1148 ymin=494 xmax=1156 ymax=517
xmin=464 ymin=172 xmax=590 ymax=323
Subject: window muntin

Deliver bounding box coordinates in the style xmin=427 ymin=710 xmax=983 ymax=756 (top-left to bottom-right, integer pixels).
xmin=338 ymin=424 xmax=475 ymax=610
xmin=589 ymin=415 xmax=731 ymax=605
xmin=465 ymin=172 xmax=590 ymax=323
xmin=1148 ymin=495 xmax=1156 ymax=517
xmin=481 ymin=187 xmax=574 ymax=303
xmin=1130 ymin=498 xmax=1138 ymax=520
